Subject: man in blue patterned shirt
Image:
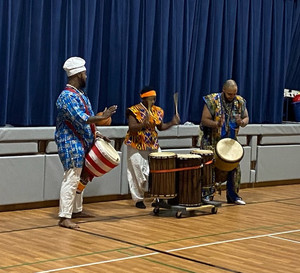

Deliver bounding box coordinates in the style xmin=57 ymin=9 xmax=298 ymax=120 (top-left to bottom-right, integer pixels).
xmin=55 ymin=57 xmax=117 ymax=229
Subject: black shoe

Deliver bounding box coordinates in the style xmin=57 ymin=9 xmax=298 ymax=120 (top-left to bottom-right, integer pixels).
xmin=135 ymin=201 xmax=146 ymax=209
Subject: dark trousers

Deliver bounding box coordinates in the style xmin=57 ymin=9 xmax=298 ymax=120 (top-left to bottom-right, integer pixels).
xmin=226 ymin=169 xmax=240 ymax=201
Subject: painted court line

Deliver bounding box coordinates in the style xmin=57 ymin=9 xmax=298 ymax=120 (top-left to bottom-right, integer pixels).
xmin=168 ymin=229 xmax=300 ymax=252
xmin=269 ymin=235 xmax=300 ymax=244
xmin=36 ymin=252 xmax=158 ymax=273
xmin=36 ymin=229 xmax=300 ymax=273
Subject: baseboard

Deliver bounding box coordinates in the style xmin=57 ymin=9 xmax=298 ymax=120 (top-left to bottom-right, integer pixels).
xmin=217 ymin=179 xmax=300 ymax=191
xmin=0 ymin=194 xmax=132 ymax=212
xmin=249 ymin=179 xmax=300 ymax=188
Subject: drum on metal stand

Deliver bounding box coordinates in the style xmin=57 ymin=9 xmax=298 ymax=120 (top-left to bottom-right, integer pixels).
xmin=190 ymin=149 xmax=214 ymax=199
xmin=148 ymin=152 xmax=177 ymax=198
xmin=176 ymin=154 xmax=202 ymax=206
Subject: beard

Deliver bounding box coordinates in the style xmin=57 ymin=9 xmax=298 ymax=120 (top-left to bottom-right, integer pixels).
xmin=79 ymin=79 xmax=86 ymax=89
xmin=225 ymin=96 xmax=234 ymax=103
xmin=78 ymin=74 xmax=86 ymax=89
xmin=223 ymin=93 xmax=234 ymax=103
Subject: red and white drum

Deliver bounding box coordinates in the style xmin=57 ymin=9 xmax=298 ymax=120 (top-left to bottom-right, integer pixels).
xmin=77 ymin=138 xmax=120 ymax=194
xmin=84 ymin=138 xmax=120 ymax=177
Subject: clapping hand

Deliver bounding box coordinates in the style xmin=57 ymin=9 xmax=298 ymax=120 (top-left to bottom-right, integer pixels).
xmin=102 ymin=105 xmax=118 ymax=118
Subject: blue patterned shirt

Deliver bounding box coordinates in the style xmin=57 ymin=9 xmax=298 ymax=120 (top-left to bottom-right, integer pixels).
xmin=55 ymin=86 xmax=95 ymax=170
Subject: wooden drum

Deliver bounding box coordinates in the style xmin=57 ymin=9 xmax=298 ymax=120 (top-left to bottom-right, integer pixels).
xmin=215 ymin=138 xmax=244 ymax=172
xmin=190 ymin=149 xmax=214 ymax=198
xmin=176 ymin=154 xmax=202 ymax=206
xmin=148 ymin=152 xmax=177 ymax=198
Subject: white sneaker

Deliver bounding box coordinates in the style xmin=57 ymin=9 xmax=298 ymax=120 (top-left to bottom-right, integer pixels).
xmin=235 ymin=198 xmax=246 ymax=205
xmin=203 ymin=196 xmax=211 ymax=202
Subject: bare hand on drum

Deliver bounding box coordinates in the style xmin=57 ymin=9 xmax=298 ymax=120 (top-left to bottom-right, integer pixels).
xmin=102 ymin=135 xmax=111 ymax=142
xmin=102 ymin=105 xmax=118 ymax=118
xmin=96 ymin=131 xmax=111 ymax=142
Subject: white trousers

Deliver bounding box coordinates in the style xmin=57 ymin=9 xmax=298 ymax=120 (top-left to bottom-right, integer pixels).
xmin=127 ymin=146 xmax=158 ymax=203
xmin=59 ymin=168 xmax=83 ymax=218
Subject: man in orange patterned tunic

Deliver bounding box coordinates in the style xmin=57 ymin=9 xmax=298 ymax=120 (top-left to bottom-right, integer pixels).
xmin=124 ymin=86 xmax=180 ymax=209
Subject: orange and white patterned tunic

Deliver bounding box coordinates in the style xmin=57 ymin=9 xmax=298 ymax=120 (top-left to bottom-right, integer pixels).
xmin=124 ymin=103 xmax=164 ymax=151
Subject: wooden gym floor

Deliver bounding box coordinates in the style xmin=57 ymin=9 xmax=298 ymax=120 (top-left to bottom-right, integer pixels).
xmin=0 ymin=184 xmax=300 ymax=273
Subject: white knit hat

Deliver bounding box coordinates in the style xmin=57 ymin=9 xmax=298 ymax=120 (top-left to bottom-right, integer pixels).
xmin=63 ymin=57 xmax=86 ymax=77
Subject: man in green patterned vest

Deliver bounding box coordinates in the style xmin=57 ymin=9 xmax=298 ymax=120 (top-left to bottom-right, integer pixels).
xmin=200 ymin=79 xmax=249 ymax=205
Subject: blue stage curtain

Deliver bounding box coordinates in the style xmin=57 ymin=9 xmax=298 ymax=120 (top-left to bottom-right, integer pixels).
xmin=0 ymin=0 xmax=299 ymax=126
xmin=285 ymin=0 xmax=300 ymax=91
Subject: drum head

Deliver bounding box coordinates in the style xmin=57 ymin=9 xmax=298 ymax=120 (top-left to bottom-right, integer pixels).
xmin=177 ymin=154 xmax=201 ymax=159
xmin=216 ymin=138 xmax=243 ymax=163
xmin=95 ymin=138 xmax=120 ymax=164
xmin=149 ymin=152 xmax=176 ymax=158
xmin=191 ymin=149 xmax=213 ymax=155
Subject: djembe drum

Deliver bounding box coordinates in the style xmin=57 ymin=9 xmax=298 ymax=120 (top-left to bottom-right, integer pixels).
xmin=215 ymin=138 xmax=244 ymax=171
xmin=148 ymin=152 xmax=177 ymax=198
xmin=176 ymin=154 xmax=202 ymax=206
xmin=214 ymin=138 xmax=244 ymax=183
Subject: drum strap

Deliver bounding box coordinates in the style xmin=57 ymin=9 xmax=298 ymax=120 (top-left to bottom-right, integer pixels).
xmin=63 ymin=86 xmax=97 ymax=150
xmin=150 ymin=160 xmax=213 ymax=174
xmin=64 ymin=119 xmax=95 ymax=181
xmin=65 ymin=86 xmax=96 ymax=137
xmin=65 ymin=120 xmax=86 ymax=148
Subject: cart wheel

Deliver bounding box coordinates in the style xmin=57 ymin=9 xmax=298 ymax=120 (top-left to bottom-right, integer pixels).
xmin=176 ymin=211 xmax=182 ymax=218
xmin=153 ymin=207 xmax=160 ymax=215
xmin=211 ymin=207 xmax=218 ymax=214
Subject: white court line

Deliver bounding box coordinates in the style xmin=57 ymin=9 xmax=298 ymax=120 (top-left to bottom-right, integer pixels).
xmin=36 ymin=252 xmax=158 ymax=273
xmin=36 ymin=229 xmax=300 ymax=273
xmin=269 ymin=235 xmax=300 ymax=244
xmin=168 ymin=229 xmax=300 ymax=252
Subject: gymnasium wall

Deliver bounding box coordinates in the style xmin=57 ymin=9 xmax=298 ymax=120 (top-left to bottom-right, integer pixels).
xmin=0 ymin=124 xmax=299 ymax=209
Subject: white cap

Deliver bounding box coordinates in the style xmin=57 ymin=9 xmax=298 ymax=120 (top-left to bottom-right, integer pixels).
xmin=63 ymin=57 xmax=86 ymax=77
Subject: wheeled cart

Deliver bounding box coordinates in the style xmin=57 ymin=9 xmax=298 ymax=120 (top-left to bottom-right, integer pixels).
xmin=151 ymin=198 xmax=222 ymax=218
xmin=148 ymin=151 xmax=221 ymax=218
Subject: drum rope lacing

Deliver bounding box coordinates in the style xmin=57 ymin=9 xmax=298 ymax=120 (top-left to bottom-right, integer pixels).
xmin=150 ymin=160 xmax=213 ymax=173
